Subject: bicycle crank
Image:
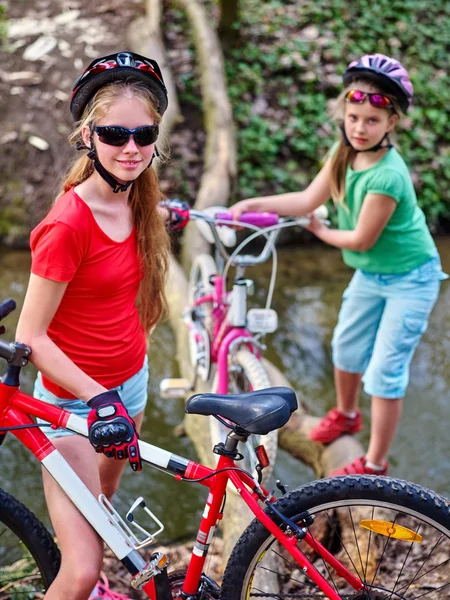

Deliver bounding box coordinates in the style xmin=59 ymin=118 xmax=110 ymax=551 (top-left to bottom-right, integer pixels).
xmin=167 ymin=570 xmax=220 ymax=599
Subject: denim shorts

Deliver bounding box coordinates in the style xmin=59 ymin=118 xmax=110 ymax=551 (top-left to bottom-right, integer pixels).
xmin=34 ymin=355 xmax=149 ymax=439
xmin=332 ymin=254 xmax=447 ymax=399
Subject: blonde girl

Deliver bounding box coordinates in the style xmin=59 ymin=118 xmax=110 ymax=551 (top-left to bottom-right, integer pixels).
xmin=16 ymin=51 xmax=178 ymax=600
xmin=231 ymin=54 xmax=447 ymax=477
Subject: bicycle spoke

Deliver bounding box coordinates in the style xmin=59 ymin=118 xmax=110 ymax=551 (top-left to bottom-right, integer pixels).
xmin=363 ymin=507 xmax=374 ymax=587
xmin=368 ymin=511 xmax=400 ymax=590
xmin=259 ymin=551 xmax=329 ymax=595
xmin=244 ymin=502 xmax=450 ymax=599
xmin=387 ymin=522 xmax=423 ymax=600
xmin=0 ymin=526 xmax=48 ymax=598
xmin=303 ymin=512 xmax=341 ymax=595
xmin=394 ymin=551 xmax=450 ymax=596
xmin=413 ymin=581 xmax=450 ymax=599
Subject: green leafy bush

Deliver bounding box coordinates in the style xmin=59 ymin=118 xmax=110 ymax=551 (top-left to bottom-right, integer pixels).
xmin=0 ymin=3 xmax=7 ymax=44
xmin=223 ymin=0 xmax=450 ymax=226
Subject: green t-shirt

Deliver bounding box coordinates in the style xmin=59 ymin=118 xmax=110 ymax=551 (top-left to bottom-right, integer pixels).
xmin=338 ymin=147 xmax=436 ymax=274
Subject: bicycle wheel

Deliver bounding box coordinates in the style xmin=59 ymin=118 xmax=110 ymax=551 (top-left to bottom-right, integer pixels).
xmin=209 ymin=348 xmax=277 ymax=489
xmin=0 ymin=487 xmax=60 ymax=599
xmin=221 ymin=476 xmax=450 ymax=599
xmin=188 ymin=253 xmax=217 ymax=337
xmin=187 ymin=254 xmax=217 ymax=382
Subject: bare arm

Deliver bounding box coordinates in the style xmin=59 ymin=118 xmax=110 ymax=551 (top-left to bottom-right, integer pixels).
xmin=16 ymin=274 xmax=106 ymax=402
xmin=306 ymin=193 xmax=397 ymax=251
xmin=230 ymin=159 xmax=333 ymax=219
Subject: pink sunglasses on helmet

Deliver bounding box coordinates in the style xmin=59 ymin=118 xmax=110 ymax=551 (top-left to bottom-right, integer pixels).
xmin=345 ymin=89 xmax=393 ymax=110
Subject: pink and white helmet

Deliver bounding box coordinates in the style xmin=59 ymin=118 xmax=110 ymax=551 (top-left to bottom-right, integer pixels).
xmin=343 ymin=54 xmax=413 ymax=113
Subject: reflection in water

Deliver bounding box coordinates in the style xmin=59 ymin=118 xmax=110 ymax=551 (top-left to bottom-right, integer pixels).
xmin=0 ymin=238 xmax=449 ymax=539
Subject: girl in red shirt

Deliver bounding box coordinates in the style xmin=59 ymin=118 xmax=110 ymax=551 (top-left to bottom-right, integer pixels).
xmin=16 ymin=51 xmax=179 ymax=600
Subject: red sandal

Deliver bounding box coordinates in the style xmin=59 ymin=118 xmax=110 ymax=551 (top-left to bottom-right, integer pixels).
xmin=329 ymin=456 xmax=388 ymax=477
xmin=309 ymin=408 xmax=362 ymax=444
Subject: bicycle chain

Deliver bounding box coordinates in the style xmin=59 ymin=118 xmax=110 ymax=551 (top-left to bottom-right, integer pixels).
xmin=249 ymin=594 xmax=379 ymax=599
xmin=249 ymin=594 xmax=334 ymax=598
xmin=249 ymin=593 xmax=363 ymax=599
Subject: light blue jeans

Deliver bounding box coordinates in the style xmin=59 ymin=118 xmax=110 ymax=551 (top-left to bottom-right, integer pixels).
xmin=34 ymin=356 xmax=149 ymax=439
xmin=332 ymin=255 xmax=447 ymax=398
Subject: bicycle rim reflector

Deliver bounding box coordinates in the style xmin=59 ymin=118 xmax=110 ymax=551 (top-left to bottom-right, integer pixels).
xmin=360 ymin=520 xmax=423 ymax=542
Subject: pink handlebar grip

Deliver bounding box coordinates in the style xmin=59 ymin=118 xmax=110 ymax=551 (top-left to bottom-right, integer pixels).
xmin=215 ymin=212 xmax=279 ymax=227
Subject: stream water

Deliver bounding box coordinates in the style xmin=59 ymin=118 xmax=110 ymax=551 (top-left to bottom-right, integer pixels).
xmin=1 ymin=238 xmax=449 ymax=541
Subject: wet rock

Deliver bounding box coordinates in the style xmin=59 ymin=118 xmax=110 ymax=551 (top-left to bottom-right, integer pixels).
xmin=58 ymin=39 xmax=73 ymax=58
xmin=23 ymin=36 xmax=58 ymax=61
xmin=0 ymin=132 xmax=19 ymax=145
xmin=0 ymin=70 xmax=44 ymax=85
xmin=9 ymin=18 xmax=46 ymax=39
xmin=300 ymin=25 xmax=320 ymax=41
xmin=28 ymin=135 xmax=50 ymax=151
xmin=10 ymin=86 xmax=24 ymax=96
xmin=54 ymin=89 xmax=70 ymax=102
xmin=53 ymin=10 xmax=81 ymax=26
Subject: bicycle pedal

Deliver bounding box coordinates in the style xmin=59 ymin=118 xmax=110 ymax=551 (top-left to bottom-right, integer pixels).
xmin=131 ymin=552 xmax=170 ymax=590
xmin=160 ymin=378 xmax=192 ymax=399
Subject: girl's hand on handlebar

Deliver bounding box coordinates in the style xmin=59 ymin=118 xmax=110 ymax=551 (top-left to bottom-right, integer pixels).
xmin=305 ymin=211 xmax=329 ymax=236
xmin=158 ymin=199 xmax=190 ymax=231
xmin=87 ymin=390 xmax=142 ymax=471
xmin=228 ymin=200 xmax=257 ymax=229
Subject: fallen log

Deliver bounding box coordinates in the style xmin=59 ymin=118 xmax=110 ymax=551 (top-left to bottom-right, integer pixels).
xmin=128 ymin=0 xmax=183 ymax=140
xmin=131 ymin=0 xmax=368 ymax=578
xmin=172 ymin=0 xmax=237 ymax=267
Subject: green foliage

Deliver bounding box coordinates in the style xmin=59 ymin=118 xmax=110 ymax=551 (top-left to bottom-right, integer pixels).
xmin=0 ymin=3 xmax=7 ymax=44
xmin=224 ymin=0 xmax=450 ymax=224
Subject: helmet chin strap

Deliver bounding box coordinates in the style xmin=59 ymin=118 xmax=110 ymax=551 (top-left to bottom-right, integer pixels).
xmin=76 ymin=140 xmax=159 ymax=194
xmin=87 ymin=148 xmax=134 ymax=194
xmin=340 ymin=125 xmax=392 ymax=153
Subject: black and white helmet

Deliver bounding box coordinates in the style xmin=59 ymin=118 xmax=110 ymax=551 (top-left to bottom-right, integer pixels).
xmin=70 ymin=51 xmax=168 ymax=121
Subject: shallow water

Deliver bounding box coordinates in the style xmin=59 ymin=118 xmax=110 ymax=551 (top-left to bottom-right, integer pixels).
xmin=0 ymin=238 xmax=449 ymax=540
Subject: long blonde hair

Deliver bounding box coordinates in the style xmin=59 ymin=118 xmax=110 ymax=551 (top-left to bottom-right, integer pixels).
xmin=59 ymin=81 xmax=170 ymax=332
xmin=329 ymin=79 xmax=401 ymax=206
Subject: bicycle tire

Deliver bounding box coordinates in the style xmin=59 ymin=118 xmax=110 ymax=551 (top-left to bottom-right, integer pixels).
xmin=221 ymin=475 xmax=450 ymax=599
xmin=0 ymin=487 xmax=60 ymax=598
xmin=209 ymin=348 xmax=277 ymax=490
xmin=188 ymin=253 xmax=217 ymax=337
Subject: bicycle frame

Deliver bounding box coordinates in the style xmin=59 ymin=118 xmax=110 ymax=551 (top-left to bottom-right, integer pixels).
xmin=0 ymin=377 xmax=364 ymax=599
xmin=188 ymin=210 xmax=298 ymax=396
xmin=193 ymin=272 xmax=260 ymax=394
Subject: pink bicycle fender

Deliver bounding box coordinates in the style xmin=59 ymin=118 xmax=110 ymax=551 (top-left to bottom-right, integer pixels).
xmin=215 ymin=212 xmax=279 ymax=227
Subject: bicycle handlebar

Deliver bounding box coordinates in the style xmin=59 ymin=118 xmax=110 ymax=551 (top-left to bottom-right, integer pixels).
xmin=0 ymin=340 xmax=16 ymax=363
xmin=0 ymin=298 xmax=16 ymax=322
xmin=189 ymin=206 xmax=329 ymax=270
xmin=0 ymin=298 xmax=20 ymax=363
xmin=215 ymin=212 xmax=279 ymax=228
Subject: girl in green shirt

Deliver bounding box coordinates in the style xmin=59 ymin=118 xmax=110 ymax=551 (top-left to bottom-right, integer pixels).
xmin=230 ymin=54 xmax=446 ymax=477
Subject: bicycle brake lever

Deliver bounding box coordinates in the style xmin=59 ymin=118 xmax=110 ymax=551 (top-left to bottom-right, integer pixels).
xmin=276 ymin=479 xmax=289 ymax=495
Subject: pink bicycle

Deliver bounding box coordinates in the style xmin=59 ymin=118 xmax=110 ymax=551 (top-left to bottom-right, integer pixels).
xmin=160 ymin=206 xmax=328 ymax=491
xmin=161 ymin=207 xmax=330 ymax=484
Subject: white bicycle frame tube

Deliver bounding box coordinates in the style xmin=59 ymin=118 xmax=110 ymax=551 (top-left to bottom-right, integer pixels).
xmin=67 ymin=414 xmax=176 ymax=469
xmin=41 ymin=414 xmax=188 ymax=569
xmin=41 ymin=450 xmax=146 ymax=567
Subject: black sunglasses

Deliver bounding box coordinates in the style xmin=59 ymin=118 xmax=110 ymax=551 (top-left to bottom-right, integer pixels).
xmin=94 ymin=125 xmax=159 ymax=147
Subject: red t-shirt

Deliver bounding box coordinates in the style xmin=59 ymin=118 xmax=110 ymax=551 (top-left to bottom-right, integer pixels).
xmin=30 ymin=188 xmax=146 ymax=398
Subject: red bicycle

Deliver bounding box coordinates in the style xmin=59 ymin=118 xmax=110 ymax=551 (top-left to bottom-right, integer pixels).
xmin=1 ymin=298 xmax=450 ymax=599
